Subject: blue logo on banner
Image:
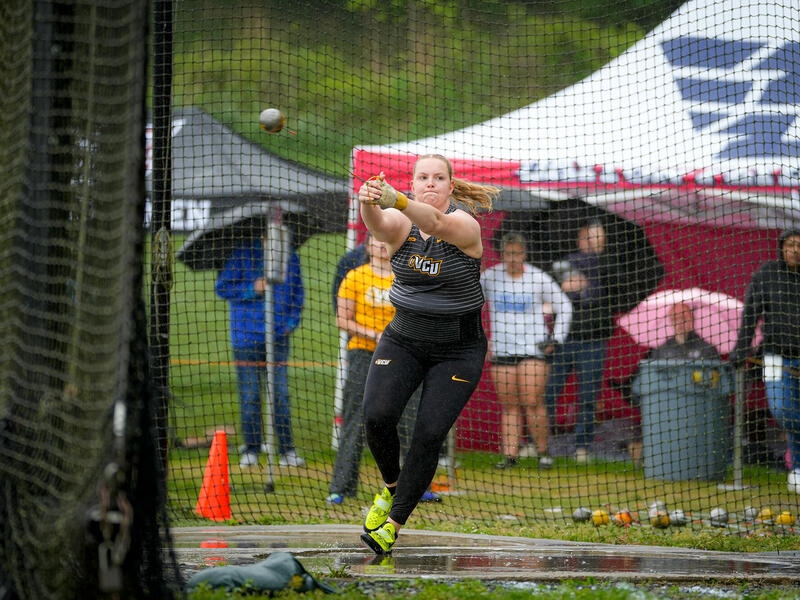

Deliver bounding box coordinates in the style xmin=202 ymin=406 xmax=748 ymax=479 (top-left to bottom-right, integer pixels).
xmin=662 ymin=36 xmax=800 ymax=159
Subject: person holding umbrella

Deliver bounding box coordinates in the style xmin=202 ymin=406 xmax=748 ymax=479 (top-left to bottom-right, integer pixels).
xmin=730 ymin=229 xmax=800 ymax=493
xmin=215 ymin=236 xmax=306 ymax=469
xmin=624 ymin=302 xmax=721 ymax=466
xmin=649 ymin=302 xmax=720 ymax=361
xmin=356 ymin=154 xmax=500 ymax=554
xmin=544 ymin=221 xmax=615 ymax=463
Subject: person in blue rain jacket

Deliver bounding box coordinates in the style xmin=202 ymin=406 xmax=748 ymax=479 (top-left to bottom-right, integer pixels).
xmin=216 ymin=238 xmax=305 ymax=469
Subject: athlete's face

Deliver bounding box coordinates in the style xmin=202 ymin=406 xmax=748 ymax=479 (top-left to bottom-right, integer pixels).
xmin=411 ymin=157 xmax=454 ymax=208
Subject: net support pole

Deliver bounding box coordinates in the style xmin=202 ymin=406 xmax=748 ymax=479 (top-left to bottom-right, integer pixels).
xmin=150 ymin=0 xmax=173 ymax=471
xmin=331 ymin=331 xmax=348 ymax=450
xmin=333 ymin=152 xmax=361 ymax=447
xmin=262 ymin=277 xmax=276 ymax=493
xmin=446 ymin=426 xmax=457 ymax=487
xmin=720 ymin=367 xmax=747 ymax=490
xmin=732 ymin=367 xmax=745 ymax=488
xmin=262 ymin=220 xmax=290 ymax=493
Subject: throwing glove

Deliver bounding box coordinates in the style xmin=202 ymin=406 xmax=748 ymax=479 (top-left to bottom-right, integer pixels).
xmin=375 ymin=179 xmax=408 ymax=210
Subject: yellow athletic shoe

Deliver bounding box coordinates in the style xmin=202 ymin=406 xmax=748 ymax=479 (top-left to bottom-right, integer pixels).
xmin=360 ymin=521 xmax=397 ymax=555
xmin=363 ymin=486 xmax=393 ymax=532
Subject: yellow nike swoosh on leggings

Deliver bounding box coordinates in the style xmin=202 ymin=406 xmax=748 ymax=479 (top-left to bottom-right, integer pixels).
xmin=451 ymin=375 xmax=470 ymax=383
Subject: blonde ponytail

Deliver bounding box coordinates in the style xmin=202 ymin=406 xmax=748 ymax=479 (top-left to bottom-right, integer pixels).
xmin=451 ymin=177 xmax=499 ymax=215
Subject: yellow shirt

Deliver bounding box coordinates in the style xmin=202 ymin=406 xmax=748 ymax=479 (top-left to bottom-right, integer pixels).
xmin=338 ymin=263 xmax=395 ymax=352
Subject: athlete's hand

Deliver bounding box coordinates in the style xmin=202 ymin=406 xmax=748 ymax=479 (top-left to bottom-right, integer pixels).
xmin=376 ymin=178 xmax=408 ymax=210
xmin=359 ymin=173 xmax=407 ymax=210
xmin=358 ymin=174 xmax=383 ymax=206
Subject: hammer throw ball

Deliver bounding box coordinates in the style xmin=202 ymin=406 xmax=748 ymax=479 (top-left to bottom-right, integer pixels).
xmin=742 ymin=506 xmax=759 ymax=521
xmin=591 ymin=509 xmax=610 ymax=526
xmin=757 ymin=507 xmax=775 ymax=522
xmin=259 ymin=108 xmax=285 ymax=133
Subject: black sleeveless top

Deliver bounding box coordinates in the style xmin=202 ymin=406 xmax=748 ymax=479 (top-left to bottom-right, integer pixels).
xmin=389 ymin=207 xmax=484 ymax=315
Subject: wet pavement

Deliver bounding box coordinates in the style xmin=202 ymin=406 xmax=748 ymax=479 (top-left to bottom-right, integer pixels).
xmin=172 ymin=525 xmax=800 ymax=583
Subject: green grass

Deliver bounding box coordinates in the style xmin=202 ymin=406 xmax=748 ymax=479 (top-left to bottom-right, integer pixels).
xmin=168 ymin=447 xmax=800 ymax=554
xmin=186 ymin=578 xmax=800 ymax=600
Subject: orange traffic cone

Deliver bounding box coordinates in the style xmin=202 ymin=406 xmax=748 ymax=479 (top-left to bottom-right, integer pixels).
xmin=195 ymin=430 xmax=231 ymax=521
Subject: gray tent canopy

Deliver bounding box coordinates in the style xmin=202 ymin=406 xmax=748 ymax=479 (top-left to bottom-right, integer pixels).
xmin=147 ymin=106 xmax=349 ymax=242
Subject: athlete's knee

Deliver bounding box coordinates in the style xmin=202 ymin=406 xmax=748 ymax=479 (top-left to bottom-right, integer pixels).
xmin=363 ymin=411 xmax=385 ymax=436
xmin=410 ymin=421 xmax=447 ymax=454
xmin=364 ymin=404 xmax=396 ymax=436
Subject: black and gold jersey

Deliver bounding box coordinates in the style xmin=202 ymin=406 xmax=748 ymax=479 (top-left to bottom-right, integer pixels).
xmin=389 ymin=208 xmax=484 ymax=315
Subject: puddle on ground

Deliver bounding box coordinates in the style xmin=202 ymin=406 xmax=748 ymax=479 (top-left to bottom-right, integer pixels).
xmin=172 ymin=527 xmax=800 ymax=580
xmin=313 ymin=549 xmax=795 ymax=578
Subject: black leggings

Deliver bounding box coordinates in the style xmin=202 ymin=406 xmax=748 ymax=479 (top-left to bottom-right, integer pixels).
xmin=362 ymin=323 xmax=487 ymax=525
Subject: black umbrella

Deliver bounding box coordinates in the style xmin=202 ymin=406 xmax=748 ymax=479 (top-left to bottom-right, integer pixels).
xmin=175 ymin=201 xmax=311 ymax=271
xmin=494 ymin=198 xmax=664 ymax=314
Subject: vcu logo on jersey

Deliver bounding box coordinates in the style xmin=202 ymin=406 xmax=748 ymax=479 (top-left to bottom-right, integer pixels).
xmin=408 ymin=254 xmax=442 ymax=276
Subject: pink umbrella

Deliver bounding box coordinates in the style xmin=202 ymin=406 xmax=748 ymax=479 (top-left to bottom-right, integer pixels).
xmin=617 ymin=287 xmax=761 ymax=355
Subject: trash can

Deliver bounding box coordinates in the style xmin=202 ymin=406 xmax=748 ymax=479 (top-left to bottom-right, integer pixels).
xmin=632 ymin=359 xmax=733 ymax=481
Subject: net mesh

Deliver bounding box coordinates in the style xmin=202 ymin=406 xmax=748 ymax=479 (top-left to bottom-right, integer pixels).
xmin=158 ymin=0 xmax=800 ymax=537
xmin=0 ymin=0 xmax=178 ymax=597
xmin=3 ymin=2 xmax=800 ymax=594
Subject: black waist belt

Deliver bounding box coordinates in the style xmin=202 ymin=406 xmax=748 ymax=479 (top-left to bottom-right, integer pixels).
xmin=389 ymin=307 xmax=483 ymax=343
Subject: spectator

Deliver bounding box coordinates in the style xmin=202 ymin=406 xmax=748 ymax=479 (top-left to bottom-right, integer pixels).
xmin=330 ymin=239 xmax=368 ymax=448
xmin=627 ymin=302 xmax=720 ymax=465
xmin=332 ymin=241 xmax=367 ymax=310
xmin=650 ymin=302 xmax=720 ymax=361
xmin=730 ymin=229 xmax=800 ymax=493
xmin=482 ymin=232 xmax=572 ymax=470
xmin=356 ymin=154 xmax=499 ymax=554
xmin=544 ymin=221 xmax=614 ymax=463
xmin=326 ymin=233 xmax=437 ymax=505
xmin=215 ymin=238 xmax=305 ymax=469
